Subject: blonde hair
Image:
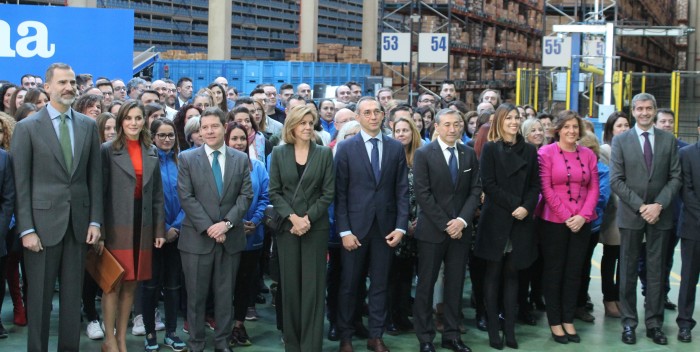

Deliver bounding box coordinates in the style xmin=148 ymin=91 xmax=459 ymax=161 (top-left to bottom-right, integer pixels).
xmin=0 ymin=112 xmax=16 ymax=150
xmin=282 ymin=105 xmax=317 ymax=144
xmin=392 ymin=117 xmax=421 ymax=168
xmin=578 ymin=131 xmax=600 ymax=159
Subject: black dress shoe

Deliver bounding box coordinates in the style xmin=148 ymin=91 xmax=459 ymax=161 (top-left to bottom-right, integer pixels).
xmin=517 ymin=310 xmax=537 ymax=326
xmin=354 ymin=321 xmax=369 ymax=339
xmin=646 ymin=327 xmax=668 ymax=345
xmin=328 ymin=324 xmax=339 ymax=341
xmin=621 ymin=326 xmax=636 ymax=344
xmin=441 ymin=338 xmax=472 ymax=352
xmin=385 ymin=322 xmax=400 ymax=336
xmin=678 ymin=327 xmax=692 ymax=343
xmin=664 ymin=296 xmax=677 ymax=310
xmin=419 ymin=342 xmax=436 ymax=352
xmin=476 ymin=315 xmax=488 ymax=332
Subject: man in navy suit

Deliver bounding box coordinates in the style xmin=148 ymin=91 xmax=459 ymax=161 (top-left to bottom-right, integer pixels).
xmin=335 ymin=97 xmax=409 ymax=352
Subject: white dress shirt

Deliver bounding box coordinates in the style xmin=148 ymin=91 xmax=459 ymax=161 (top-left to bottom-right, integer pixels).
xmin=204 ymin=143 xmax=227 ymax=179
xmin=634 ymin=124 xmax=655 ymax=153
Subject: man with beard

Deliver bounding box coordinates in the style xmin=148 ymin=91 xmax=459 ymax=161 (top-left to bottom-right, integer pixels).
xmin=12 ymin=62 xmax=103 ymax=352
xmin=439 ymin=80 xmax=456 ymax=108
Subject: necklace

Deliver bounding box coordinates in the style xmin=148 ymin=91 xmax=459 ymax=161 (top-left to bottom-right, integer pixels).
xmin=558 ymin=144 xmax=587 ymax=204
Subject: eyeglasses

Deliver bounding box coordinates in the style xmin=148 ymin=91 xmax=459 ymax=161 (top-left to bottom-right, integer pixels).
xmin=156 ymin=133 xmax=176 ymax=140
xmin=113 ymin=86 xmax=126 ymax=91
xmin=420 ymin=99 xmax=435 ymax=103
xmin=360 ymin=109 xmax=384 ymax=118
xmin=166 ymin=88 xmax=176 ymax=93
xmin=102 ymin=92 xmax=114 ymax=96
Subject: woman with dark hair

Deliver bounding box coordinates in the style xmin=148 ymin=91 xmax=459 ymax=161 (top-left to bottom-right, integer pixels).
xmin=416 ymin=105 xmax=435 ymax=140
xmin=8 ymin=87 xmax=27 ymax=116
xmin=14 ymin=103 xmax=40 ymax=122
xmin=464 ymin=111 xmax=478 ymax=140
xmin=536 ymin=110 xmax=599 ymax=344
xmin=268 ymin=105 xmax=334 ymax=351
xmin=173 ymin=104 xmax=202 ymax=150
xmin=97 ymin=112 xmax=117 ymax=143
xmin=23 ymin=88 xmax=49 ymax=110
xmin=523 ymin=105 xmax=537 ymax=119
xmin=141 ymin=118 xmax=187 ymax=352
xmin=0 ymin=84 xmax=17 ymax=114
xmin=475 ymin=103 xmax=540 ymax=349
xmin=598 ymin=111 xmax=630 ymax=318
xmin=208 ymin=83 xmax=228 ymax=113
xmin=73 ymin=93 xmax=103 ymax=119
xmin=226 ymin=106 xmax=272 ymax=166
xmin=108 ymin=100 xmax=124 ymax=115
xmin=99 ymin=100 xmax=165 ymax=352
xmin=224 ymin=121 xmax=269 ymax=347
xmin=144 ymin=102 xmax=166 ymax=128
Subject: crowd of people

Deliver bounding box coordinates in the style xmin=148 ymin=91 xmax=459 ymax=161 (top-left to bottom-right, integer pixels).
xmin=0 ymin=62 xmax=697 ymax=352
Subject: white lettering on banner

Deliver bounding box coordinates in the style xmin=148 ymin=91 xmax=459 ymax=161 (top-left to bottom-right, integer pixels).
xmin=0 ymin=20 xmax=55 ymax=58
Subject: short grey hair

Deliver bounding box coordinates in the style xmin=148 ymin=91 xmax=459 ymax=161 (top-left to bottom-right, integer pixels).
xmin=355 ymin=97 xmax=380 ymax=114
xmin=434 ymin=108 xmax=460 ymax=125
xmin=184 ymin=115 xmax=201 ymax=142
xmin=127 ymin=77 xmax=146 ymax=93
xmin=631 ymin=93 xmax=657 ymax=110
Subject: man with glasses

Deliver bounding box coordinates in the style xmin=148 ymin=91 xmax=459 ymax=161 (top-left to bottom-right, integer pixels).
xmin=335 ymin=97 xmax=409 ymax=352
xmin=112 ymin=79 xmax=127 ymax=101
xmin=96 ymin=79 xmax=115 ymax=106
xmin=262 ymin=84 xmax=286 ymax=123
xmin=417 ymin=93 xmax=437 ymax=108
xmin=152 ymin=79 xmax=178 ymax=120
xmin=127 ymin=77 xmax=147 ymax=101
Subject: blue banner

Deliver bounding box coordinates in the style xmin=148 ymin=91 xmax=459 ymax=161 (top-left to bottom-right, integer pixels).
xmin=0 ymin=4 xmax=133 ymax=83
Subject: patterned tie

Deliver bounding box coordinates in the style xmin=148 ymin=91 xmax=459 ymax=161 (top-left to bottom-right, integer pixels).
xmin=642 ymin=132 xmax=653 ymax=175
xmin=370 ymin=138 xmax=380 ymax=183
xmin=211 ymin=150 xmax=223 ymax=196
xmin=448 ymin=147 xmax=458 ymax=186
xmin=59 ymin=113 xmax=72 ymax=172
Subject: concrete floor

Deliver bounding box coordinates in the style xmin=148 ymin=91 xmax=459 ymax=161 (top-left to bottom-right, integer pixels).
xmin=0 ymin=243 xmax=696 ymax=351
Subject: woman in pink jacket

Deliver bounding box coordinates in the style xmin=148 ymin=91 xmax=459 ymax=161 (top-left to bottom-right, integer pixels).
xmin=536 ymin=110 xmax=599 ymax=344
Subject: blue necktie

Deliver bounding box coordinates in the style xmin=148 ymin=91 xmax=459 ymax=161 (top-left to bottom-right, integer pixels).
xmin=370 ymin=138 xmax=380 ymax=183
xmin=212 ymin=150 xmax=223 ymax=196
xmin=448 ymin=147 xmax=458 ymax=186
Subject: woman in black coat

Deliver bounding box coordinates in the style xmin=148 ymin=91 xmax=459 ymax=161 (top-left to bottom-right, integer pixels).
xmin=474 ymin=103 xmax=540 ymax=349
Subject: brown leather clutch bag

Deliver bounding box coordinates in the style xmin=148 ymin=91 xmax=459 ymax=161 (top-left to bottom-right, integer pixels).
xmin=85 ymin=247 xmax=125 ymax=293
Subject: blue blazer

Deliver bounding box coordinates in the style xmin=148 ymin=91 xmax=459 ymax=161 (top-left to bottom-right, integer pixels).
xmin=334 ymin=132 xmax=409 ymax=239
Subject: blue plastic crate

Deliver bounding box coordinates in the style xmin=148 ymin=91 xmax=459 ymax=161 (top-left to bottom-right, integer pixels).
xmin=243 ymin=61 xmax=263 ymax=80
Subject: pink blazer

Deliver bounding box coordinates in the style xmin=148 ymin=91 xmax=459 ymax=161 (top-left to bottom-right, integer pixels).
xmin=536 ymin=142 xmax=599 ymax=224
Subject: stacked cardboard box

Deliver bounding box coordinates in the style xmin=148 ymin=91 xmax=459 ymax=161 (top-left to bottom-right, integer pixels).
xmin=159 ymin=50 xmax=207 ymax=60
xmin=284 ymin=44 xmax=363 ymax=63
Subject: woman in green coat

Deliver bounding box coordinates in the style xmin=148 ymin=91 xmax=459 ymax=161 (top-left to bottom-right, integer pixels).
xmin=268 ymin=105 xmax=335 ymax=352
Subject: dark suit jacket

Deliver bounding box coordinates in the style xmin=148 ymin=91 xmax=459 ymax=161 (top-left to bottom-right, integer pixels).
xmin=610 ymin=127 xmax=682 ymax=230
xmin=413 ymin=140 xmax=481 ymax=244
xmin=475 ymin=138 xmax=539 ymax=269
xmin=268 ymin=142 xmax=335 ymax=232
xmin=0 ymin=149 xmax=14 ymax=257
xmin=334 ymin=132 xmax=409 ymax=239
xmin=177 ymin=145 xmax=253 ymax=255
xmin=679 ymin=141 xmax=700 ymax=240
xmin=11 ymin=108 xmax=103 ymax=246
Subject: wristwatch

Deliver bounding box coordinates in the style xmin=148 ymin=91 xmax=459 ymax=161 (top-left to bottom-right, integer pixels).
xmin=223 ymin=219 xmax=233 ymax=229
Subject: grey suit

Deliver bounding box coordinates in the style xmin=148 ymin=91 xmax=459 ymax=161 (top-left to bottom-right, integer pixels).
xmin=11 ymin=108 xmax=103 ymax=352
xmin=610 ymin=127 xmax=681 ymax=330
xmin=177 ymin=145 xmax=252 ymax=351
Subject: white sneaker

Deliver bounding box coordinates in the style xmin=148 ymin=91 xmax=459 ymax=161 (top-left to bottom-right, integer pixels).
xmin=86 ymin=320 xmax=104 ymax=340
xmin=132 ymin=314 xmax=146 ymax=336
xmin=154 ymin=309 xmax=165 ymax=331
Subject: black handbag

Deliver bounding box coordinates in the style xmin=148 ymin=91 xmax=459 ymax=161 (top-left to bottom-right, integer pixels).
xmin=264 ymin=156 xmax=311 ymax=232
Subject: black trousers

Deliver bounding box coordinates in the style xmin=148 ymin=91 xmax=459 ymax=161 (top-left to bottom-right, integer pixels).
xmin=387 ymin=255 xmax=415 ymax=322
xmin=677 ymin=238 xmax=700 ymax=329
xmin=143 ymin=241 xmax=182 ymax=335
xmin=468 ymin=252 xmax=487 ymax=318
xmin=484 ymin=254 xmax=518 ymax=344
xmin=233 ymin=249 xmax=262 ymax=322
xmin=577 ymin=231 xmax=600 ymax=306
xmin=82 ymin=271 xmax=100 ymax=321
xmin=538 ymin=219 xmax=590 ymax=326
xmin=600 ymin=244 xmax=620 ymax=302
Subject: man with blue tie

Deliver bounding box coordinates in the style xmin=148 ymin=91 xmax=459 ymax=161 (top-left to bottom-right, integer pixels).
xmin=412 ymin=109 xmax=481 ymax=352
xmin=335 ymin=97 xmax=409 ymax=352
xmin=12 ymin=63 xmax=103 ymax=352
xmin=177 ymin=107 xmax=253 ymax=352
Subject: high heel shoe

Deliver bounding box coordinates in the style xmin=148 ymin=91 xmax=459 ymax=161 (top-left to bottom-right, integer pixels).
xmin=563 ymin=325 xmax=581 ymax=343
xmin=550 ymin=326 xmax=568 ymax=344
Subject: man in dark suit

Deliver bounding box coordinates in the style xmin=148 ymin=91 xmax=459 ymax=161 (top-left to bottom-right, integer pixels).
xmin=412 ymin=109 xmax=481 ymax=352
xmin=610 ymin=93 xmax=682 ymax=346
xmin=676 ymin=117 xmax=700 ymax=343
xmin=177 ymin=107 xmax=253 ymax=352
xmin=12 ymin=63 xmax=103 ymax=352
xmin=335 ymin=97 xmax=409 ymax=352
